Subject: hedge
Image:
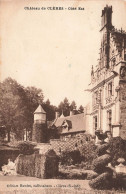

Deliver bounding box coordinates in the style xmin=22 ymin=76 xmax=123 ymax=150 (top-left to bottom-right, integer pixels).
xmin=89 ymin=172 xmax=112 ymax=190
xmin=108 ymin=137 xmax=126 ymax=166
xmin=96 ymin=143 xmax=110 ymax=156
xmin=16 ymin=154 xmax=35 ymax=176
xmin=93 ymin=154 xmax=111 ymax=173
xmin=79 ymin=141 xmax=97 ymax=164
xmin=60 ymin=150 xmax=81 ymax=165
xmin=17 ymin=141 xmax=36 ymax=155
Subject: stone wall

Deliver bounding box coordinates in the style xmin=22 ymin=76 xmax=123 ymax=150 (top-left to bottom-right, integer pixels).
xmin=119 ymin=81 xmax=126 ymax=139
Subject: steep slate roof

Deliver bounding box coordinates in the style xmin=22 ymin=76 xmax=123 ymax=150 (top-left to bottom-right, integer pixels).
xmin=53 ymin=113 xmax=85 ymax=134
xmin=34 ymin=105 xmax=46 ymax=114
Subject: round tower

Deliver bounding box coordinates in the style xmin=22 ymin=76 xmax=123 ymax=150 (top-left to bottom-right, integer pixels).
xmin=32 ymin=105 xmax=47 ymax=143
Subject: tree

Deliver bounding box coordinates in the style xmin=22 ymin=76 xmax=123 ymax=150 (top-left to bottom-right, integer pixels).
xmin=58 ymin=101 xmax=64 ymax=115
xmin=0 ymin=78 xmax=44 ymax=140
xmin=70 ymin=101 xmax=77 ymax=111
xmin=24 ymin=86 xmax=44 ymax=131
xmin=0 ymin=78 xmax=27 ymax=140
xmin=58 ymin=98 xmax=70 ymax=116
xmin=43 ymin=99 xmax=56 ymax=121
xmin=78 ymin=105 xmax=84 ymax=113
xmin=45 ymin=99 xmax=50 ymax=106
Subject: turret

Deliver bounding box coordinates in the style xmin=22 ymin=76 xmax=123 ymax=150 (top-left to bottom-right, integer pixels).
xmin=34 ymin=104 xmax=46 ymax=124
xmin=32 ymin=105 xmax=47 ymax=143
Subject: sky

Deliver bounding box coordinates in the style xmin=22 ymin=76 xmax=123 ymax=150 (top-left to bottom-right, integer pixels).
xmin=0 ymin=0 xmax=126 ymax=107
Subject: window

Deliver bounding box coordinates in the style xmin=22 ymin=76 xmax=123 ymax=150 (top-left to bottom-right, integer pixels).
xmin=107 ymin=110 xmax=112 ymax=131
xmin=93 ymin=116 xmax=97 ymax=131
xmin=94 ymin=91 xmax=98 ymax=105
xmin=108 ymin=82 xmax=112 ymax=97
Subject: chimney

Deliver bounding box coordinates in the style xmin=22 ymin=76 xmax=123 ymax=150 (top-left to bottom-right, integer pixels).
xmin=55 ymin=111 xmax=60 ymax=119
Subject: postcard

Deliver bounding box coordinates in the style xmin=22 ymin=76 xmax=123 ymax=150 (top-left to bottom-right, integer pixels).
xmin=0 ymin=0 xmax=126 ymax=193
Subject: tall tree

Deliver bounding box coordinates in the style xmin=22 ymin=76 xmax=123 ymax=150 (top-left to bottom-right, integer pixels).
xmin=58 ymin=98 xmax=70 ymax=116
xmin=63 ymin=97 xmax=70 ymax=116
xmin=78 ymin=105 xmax=84 ymax=113
xmin=70 ymin=101 xmax=77 ymax=111
xmin=0 ymin=78 xmax=27 ymax=140
xmin=43 ymin=99 xmax=56 ymax=121
xmin=23 ymin=86 xmax=44 ymax=131
xmin=0 ymin=78 xmax=44 ymax=140
xmin=45 ymin=99 xmax=50 ymax=106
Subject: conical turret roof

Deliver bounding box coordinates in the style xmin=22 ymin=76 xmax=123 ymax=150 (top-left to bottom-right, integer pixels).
xmin=34 ymin=105 xmax=46 ymax=114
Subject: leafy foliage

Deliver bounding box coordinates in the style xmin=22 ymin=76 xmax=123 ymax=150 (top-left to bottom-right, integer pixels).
xmin=78 ymin=105 xmax=84 ymax=113
xmin=96 ymin=143 xmax=110 ymax=156
xmin=0 ymin=77 xmax=84 ymax=140
xmin=0 ymin=78 xmax=44 ymax=140
xmin=43 ymin=99 xmax=56 ymax=121
xmin=79 ymin=141 xmax=97 ymax=165
xmin=93 ymin=154 xmax=111 ymax=173
xmin=58 ymin=97 xmax=84 ymax=116
xmin=32 ymin=123 xmax=47 ymax=143
xmin=17 ymin=141 xmax=37 ymax=155
xmin=16 ymin=154 xmax=35 ymax=176
xmin=108 ymin=136 xmax=126 ymax=166
xmin=70 ymin=101 xmax=77 ymax=111
xmin=0 ymin=78 xmax=28 ymax=139
xmin=89 ymin=137 xmax=126 ymax=190
xmin=60 ymin=150 xmax=82 ymax=165
xmin=58 ymin=98 xmax=70 ymax=116
xmin=89 ymin=172 xmax=112 ymax=190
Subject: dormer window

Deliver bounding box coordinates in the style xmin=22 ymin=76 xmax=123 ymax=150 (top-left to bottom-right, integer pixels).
xmin=62 ymin=121 xmax=68 ymax=129
xmin=61 ymin=120 xmax=72 ymax=131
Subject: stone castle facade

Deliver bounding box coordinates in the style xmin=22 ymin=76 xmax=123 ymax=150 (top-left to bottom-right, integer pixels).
xmin=88 ymin=5 xmax=126 ymax=139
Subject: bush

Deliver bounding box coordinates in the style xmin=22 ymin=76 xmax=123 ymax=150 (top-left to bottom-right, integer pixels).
xmin=16 ymin=154 xmax=35 ymax=176
xmin=79 ymin=161 xmax=93 ymax=170
xmin=96 ymin=143 xmax=110 ymax=156
xmin=93 ymin=154 xmax=111 ymax=173
xmin=60 ymin=150 xmax=81 ymax=165
xmin=17 ymin=141 xmax=37 ymax=155
xmin=108 ymin=137 xmax=126 ymax=166
xmin=79 ymin=141 xmax=97 ymax=165
xmin=67 ymin=171 xmax=87 ymax=179
xmin=112 ymin=177 xmax=126 ymax=190
xmin=87 ymin=171 xmax=98 ymax=180
xmin=89 ymin=172 xmax=112 ymax=190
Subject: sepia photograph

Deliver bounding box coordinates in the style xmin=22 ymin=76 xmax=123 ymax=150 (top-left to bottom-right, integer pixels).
xmin=0 ymin=0 xmax=126 ymax=193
